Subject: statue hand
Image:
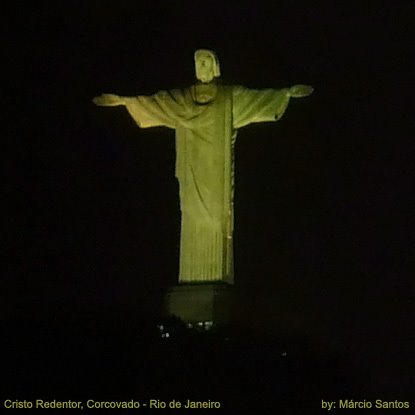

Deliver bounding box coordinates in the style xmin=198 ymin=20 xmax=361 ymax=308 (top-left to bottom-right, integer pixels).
xmin=288 ymin=84 xmax=314 ymax=98
xmin=92 ymin=93 xmax=124 ymax=106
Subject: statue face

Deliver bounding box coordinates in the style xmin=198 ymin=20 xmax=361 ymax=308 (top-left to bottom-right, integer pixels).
xmin=195 ymin=53 xmax=216 ymax=83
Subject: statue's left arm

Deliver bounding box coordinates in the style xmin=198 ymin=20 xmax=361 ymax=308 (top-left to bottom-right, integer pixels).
xmin=232 ymin=84 xmax=313 ymax=129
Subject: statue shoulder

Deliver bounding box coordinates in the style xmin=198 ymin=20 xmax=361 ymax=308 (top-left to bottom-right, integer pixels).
xmin=231 ymin=85 xmax=249 ymax=95
xmin=153 ymin=88 xmax=189 ymax=105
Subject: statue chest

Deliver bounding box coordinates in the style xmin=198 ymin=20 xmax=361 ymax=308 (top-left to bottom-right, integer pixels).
xmin=191 ymin=83 xmax=218 ymax=104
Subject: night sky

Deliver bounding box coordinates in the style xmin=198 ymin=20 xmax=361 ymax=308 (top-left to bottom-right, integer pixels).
xmin=4 ymin=0 xmax=415 ymax=402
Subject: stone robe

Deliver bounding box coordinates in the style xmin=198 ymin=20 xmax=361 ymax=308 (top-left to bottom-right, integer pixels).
xmin=123 ymin=84 xmax=290 ymax=284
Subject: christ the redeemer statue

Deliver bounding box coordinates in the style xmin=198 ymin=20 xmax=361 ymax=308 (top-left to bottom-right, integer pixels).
xmin=93 ymin=49 xmax=313 ymax=285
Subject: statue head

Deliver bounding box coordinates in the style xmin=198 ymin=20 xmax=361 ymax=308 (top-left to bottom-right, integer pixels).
xmin=194 ymin=49 xmax=221 ymax=83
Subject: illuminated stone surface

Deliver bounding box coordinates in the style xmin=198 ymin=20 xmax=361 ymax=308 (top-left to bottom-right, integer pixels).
xmin=93 ymin=50 xmax=313 ymax=285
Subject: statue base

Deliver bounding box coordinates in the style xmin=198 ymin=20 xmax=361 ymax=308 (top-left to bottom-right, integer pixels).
xmin=165 ymin=282 xmax=233 ymax=325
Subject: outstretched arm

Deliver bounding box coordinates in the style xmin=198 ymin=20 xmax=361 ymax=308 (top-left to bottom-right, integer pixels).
xmin=92 ymin=90 xmax=184 ymax=129
xmin=232 ymin=84 xmax=313 ymax=129
xmin=287 ymin=84 xmax=314 ymax=98
xmin=92 ymin=93 xmax=126 ymax=106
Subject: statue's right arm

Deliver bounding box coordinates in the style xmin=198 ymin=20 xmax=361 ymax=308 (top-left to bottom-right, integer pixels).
xmin=92 ymin=93 xmax=126 ymax=107
xmin=93 ymin=91 xmax=177 ymax=128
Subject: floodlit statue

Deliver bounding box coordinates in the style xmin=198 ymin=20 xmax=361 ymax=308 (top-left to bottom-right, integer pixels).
xmin=93 ymin=49 xmax=313 ymax=285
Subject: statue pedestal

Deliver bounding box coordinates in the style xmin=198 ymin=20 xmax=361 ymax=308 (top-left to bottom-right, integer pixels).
xmin=165 ymin=283 xmax=233 ymax=325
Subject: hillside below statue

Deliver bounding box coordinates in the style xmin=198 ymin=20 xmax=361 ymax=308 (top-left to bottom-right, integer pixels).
xmin=93 ymin=49 xmax=313 ymax=286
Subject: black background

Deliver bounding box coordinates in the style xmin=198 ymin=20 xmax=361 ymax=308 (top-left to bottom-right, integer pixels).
xmin=3 ymin=0 xmax=414 ymax=412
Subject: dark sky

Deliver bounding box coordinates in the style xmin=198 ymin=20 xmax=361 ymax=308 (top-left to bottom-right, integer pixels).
xmin=5 ymin=0 xmax=414 ymax=393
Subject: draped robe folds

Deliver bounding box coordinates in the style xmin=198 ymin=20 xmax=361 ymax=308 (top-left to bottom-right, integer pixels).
xmin=123 ymin=85 xmax=290 ymax=284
